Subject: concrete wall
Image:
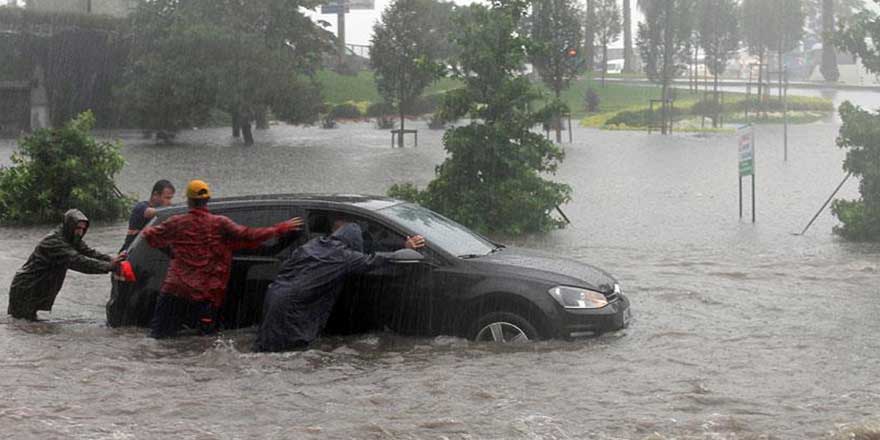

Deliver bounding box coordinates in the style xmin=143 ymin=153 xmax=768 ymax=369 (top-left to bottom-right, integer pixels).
xmin=26 ymin=0 xmax=132 ymax=17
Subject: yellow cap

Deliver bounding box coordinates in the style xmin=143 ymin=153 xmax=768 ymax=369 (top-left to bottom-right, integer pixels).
xmin=186 ymin=179 xmax=212 ymax=199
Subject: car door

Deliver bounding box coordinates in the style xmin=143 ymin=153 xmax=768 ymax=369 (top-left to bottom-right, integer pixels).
xmin=220 ymin=204 xmax=305 ymax=328
xmin=343 ymin=213 xmax=439 ymax=335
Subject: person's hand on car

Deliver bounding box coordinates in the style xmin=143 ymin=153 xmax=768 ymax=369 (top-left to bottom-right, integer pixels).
xmin=285 ymin=217 xmax=305 ymax=231
xmin=405 ymin=235 xmax=426 ymax=249
xmin=110 ymin=252 xmax=127 ymax=269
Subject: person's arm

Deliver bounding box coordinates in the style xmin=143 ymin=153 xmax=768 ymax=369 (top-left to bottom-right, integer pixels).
xmin=144 ymin=206 xmax=159 ymax=220
xmin=222 ymin=216 xmax=304 ymax=248
xmin=74 ymin=239 xmax=113 ymax=262
xmin=41 ymin=237 xmax=117 ymax=274
xmin=141 ymin=215 xmax=180 ymax=249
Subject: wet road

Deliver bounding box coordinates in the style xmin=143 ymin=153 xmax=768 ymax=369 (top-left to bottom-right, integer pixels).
xmin=0 ymin=92 xmax=879 ymax=439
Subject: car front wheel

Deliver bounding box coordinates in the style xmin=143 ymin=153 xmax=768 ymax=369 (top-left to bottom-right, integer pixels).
xmin=471 ymin=311 xmax=539 ymax=343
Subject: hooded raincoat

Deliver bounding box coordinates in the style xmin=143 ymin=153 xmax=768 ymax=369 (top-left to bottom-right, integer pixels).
xmin=255 ymin=223 xmax=391 ymax=352
xmin=8 ymin=209 xmax=113 ymax=319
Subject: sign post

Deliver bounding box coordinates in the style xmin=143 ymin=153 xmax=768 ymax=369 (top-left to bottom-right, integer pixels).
xmin=738 ymin=125 xmax=755 ymax=223
xmin=320 ymin=0 xmax=375 ymax=67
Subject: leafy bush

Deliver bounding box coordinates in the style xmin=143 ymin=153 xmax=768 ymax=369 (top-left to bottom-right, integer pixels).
xmin=321 ymin=114 xmax=338 ymax=129
xmin=831 ymin=102 xmax=880 ymax=241
xmin=375 ymin=115 xmax=395 ymax=129
xmin=410 ymin=93 xmax=444 ymax=115
xmin=366 ymin=101 xmax=395 ymax=117
xmin=328 ymin=102 xmax=362 ymax=119
xmin=427 ymin=114 xmax=445 ymax=129
xmin=0 ymin=111 xmax=133 ymax=224
xmin=606 ymin=107 xmax=683 ymax=127
xmin=583 ymin=87 xmax=600 ymax=113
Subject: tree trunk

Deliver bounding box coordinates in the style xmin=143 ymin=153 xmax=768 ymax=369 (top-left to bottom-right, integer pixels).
xmin=623 ymin=0 xmax=633 ymax=73
xmin=554 ymin=89 xmax=562 ymax=143
xmin=757 ymin=49 xmax=764 ymax=118
xmin=820 ymin=0 xmax=840 ymax=81
xmin=660 ymin=0 xmax=674 ymax=135
xmin=778 ymin=48 xmax=784 ymax=102
xmin=232 ymin=109 xmax=241 ymax=138
xmin=584 ymin=0 xmax=595 ymax=72
xmin=256 ymin=107 xmax=269 ymax=130
xmin=398 ymin=109 xmax=405 ymax=148
xmin=242 ymin=121 xmax=254 ymax=146
xmin=602 ymin=43 xmax=608 ymax=87
xmin=713 ymin=61 xmax=720 ymax=128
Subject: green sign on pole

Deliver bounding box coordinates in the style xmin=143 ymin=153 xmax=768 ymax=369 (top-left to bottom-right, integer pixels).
xmin=738 ymin=126 xmax=754 ymax=177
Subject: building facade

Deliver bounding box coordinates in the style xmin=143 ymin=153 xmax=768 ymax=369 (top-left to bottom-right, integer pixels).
xmin=25 ymin=0 xmax=133 ymax=17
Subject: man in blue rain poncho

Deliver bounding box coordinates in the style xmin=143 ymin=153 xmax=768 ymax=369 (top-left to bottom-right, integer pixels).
xmin=254 ymin=221 xmax=424 ymax=352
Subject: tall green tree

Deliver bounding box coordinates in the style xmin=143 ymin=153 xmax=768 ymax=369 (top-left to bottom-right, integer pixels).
xmin=636 ymin=0 xmax=694 ymax=134
xmin=584 ymin=0 xmax=596 ymax=72
xmin=820 ymin=0 xmax=840 ymax=81
xmin=388 ymin=0 xmax=571 ymax=234
xmin=828 ymin=9 xmax=880 ymax=240
xmin=370 ymin=0 xmax=452 ymax=147
xmin=622 ymin=0 xmax=635 ymax=73
xmin=526 ymin=0 xmax=585 ymax=142
xmin=121 ymin=0 xmax=332 ymax=145
xmin=697 ymin=0 xmax=739 ymax=127
xmin=741 ymin=0 xmax=805 ymax=101
xmin=594 ymin=0 xmax=621 ymax=86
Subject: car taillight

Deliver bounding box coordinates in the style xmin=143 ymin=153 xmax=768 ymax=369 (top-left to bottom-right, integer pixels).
xmin=119 ymin=260 xmax=136 ymax=282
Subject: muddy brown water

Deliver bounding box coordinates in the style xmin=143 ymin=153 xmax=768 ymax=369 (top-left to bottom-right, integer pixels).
xmin=0 ymin=94 xmax=879 ymax=439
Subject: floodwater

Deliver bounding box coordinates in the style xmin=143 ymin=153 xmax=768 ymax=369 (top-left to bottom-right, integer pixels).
xmin=0 ymin=92 xmax=879 ymax=439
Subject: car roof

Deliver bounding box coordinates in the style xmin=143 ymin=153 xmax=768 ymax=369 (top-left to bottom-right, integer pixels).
xmin=162 ymin=193 xmax=404 ymax=212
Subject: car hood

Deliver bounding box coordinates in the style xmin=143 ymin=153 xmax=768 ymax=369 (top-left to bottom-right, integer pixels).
xmin=467 ymin=247 xmax=618 ymax=294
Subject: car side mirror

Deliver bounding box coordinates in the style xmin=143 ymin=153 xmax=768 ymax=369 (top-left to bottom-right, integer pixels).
xmin=389 ymin=248 xmax=424 ymax=264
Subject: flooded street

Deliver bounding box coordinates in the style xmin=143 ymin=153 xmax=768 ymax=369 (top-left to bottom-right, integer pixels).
xmin=1 ymin=94 xmax=879 ymax=439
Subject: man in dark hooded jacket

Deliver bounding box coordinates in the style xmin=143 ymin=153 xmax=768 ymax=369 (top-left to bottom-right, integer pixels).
xmin=254 ymin=222 xmax=424 ymax=352
xmin=8 ymin=209 xmax=125 ymax=320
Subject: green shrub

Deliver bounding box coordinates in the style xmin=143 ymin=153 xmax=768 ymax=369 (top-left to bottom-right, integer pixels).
xmin=328 ymin=102 xmax=362 ymax=119
xmin=366 ymin=101 xmax=395 ymax=117
xmin=831 ymin=102 xmax=880 ymax=241
xmin=410 ymin=93 xmax=444 ymax=115
xmin=0 ymin=111 xmax=133 ymax=224
xmin=606 ymin=107 xmax=684 ymax=127
xmin=583 ymin=88 xmax=600 ymax=113
xmin=375 ymin=115 xmax=395 ymax=129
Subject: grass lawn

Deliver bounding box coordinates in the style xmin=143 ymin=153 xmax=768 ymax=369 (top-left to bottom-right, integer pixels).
xmin=315 ymin=69 xmax=832 ymax=131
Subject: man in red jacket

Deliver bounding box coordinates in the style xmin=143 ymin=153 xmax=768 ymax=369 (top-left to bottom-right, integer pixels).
xmin=142 ymin=179 xmax=303 ymax=338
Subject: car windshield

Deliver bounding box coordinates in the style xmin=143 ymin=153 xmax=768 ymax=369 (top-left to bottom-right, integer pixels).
xmin=378 ymin=203 xmax=497 ymax=258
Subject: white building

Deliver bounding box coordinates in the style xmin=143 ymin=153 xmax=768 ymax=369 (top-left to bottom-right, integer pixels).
xmin=25 ymin=0 xmax=134 ymax=17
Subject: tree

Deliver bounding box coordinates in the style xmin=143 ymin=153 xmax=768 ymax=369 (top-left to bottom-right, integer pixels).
xmin=584 ymin=0 xmax=596 ymax=72
xmin=830 ymin=8 xmax=880 ymax=240
xmin=0 ymin=112 xmax=132 ymax=225
xmin=741 ymin=0 xmax=805 ymax=102
xmin=370 ymin=0 xmax=452 ymax=147
xmin=820 ymin=0 xmax=840 ymax=81
xmin=388 ymin=0 xmax=571 ymax=234
xmin=121 ymin=0 xmax=332 ymax=145
xmin=622 ymin=0 xmax=635 ymax=73
xmin=526 ymin=0 xmax=585 ymax=142
xmin=636 ymin=0 xmax=694 ymax=134
xmin=697 ymin=0 xmax=739 ymax=127
xmin=594 ymin=0 xmax=621 ymax=87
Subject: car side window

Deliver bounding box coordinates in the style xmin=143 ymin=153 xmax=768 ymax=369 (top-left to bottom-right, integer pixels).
xmin=307 ymin=211 xmax=405 ymax=254
xmin=222 ymin=206 xmax=305 ymax=258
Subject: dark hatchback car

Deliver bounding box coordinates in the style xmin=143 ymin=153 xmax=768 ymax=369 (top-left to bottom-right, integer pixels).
xmin=107 ymin=194 xmax=631 ymax=342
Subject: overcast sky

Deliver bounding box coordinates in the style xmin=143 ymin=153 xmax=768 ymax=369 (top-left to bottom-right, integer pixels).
xmin=307 ymin=0 xmax=642 ymax=47
xmin=311 ymin=0 xmax=879 ymax=48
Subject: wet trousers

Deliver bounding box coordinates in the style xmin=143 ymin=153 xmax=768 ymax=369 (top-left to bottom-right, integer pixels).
xmin=149 ymin=293 xmax=218 ymax=339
